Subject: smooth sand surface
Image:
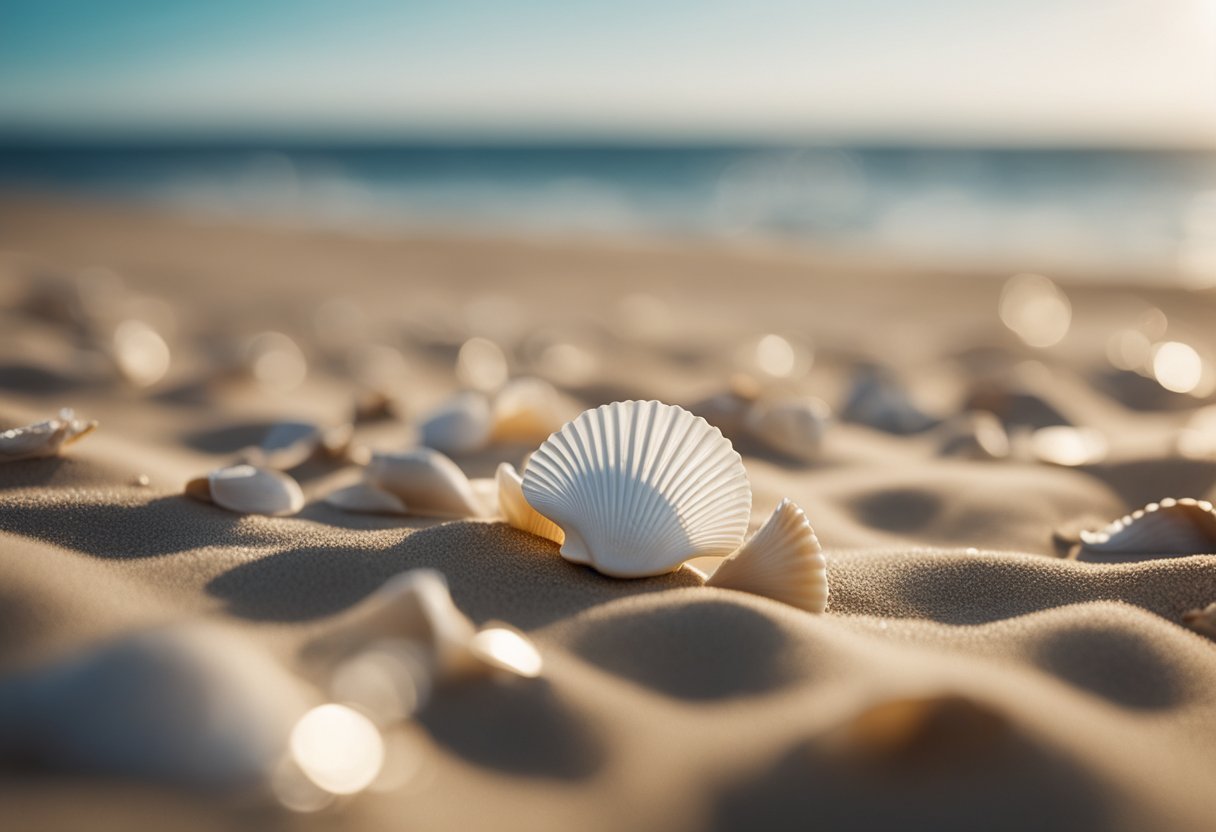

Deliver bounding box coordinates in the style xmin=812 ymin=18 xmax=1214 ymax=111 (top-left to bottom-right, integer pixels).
xmin=1 ymin=195 xmax=1215 ymax=831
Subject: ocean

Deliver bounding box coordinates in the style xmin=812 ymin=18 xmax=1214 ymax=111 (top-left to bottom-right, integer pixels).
xmin=2 ymin=140 xmax=1214 ymax=282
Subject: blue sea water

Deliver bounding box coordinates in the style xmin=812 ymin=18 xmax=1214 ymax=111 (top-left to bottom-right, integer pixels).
xmin=2 ymin=140 xmax=1215 ymax=281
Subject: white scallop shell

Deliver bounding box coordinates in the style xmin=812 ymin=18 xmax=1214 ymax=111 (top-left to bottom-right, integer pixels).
xmin=496 ymin=462 xmax=564 ymax=544
xmin=365 ymin=449 xmax=483 ymax=518
xmin=1078 ymin=498 xmax=1216 ymax=555
xmin=0 ymin=408 xmax=97 ymax=462
xmin=419 ymin=392 xmax=492 ymax=455
xmin=707 ymin=498 xmax=828 ymax=613
xmin=744 ymin=396 xmax=830 ymax=462
xmin=187 ymin=464 xmax=305 ymax=516
xmin=521 ymin=400 xmax=752 ymax=578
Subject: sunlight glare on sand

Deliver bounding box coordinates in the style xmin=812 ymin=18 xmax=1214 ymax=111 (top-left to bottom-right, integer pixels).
xmin=290 ymin=704 xmax=385 ymax=796
xmin=998 ymin=273 xmax=1071 ymax=348
xmin=1151 ymin=341 xmax=1205 ymax=394
xmin=1030 ymin=425 xmax=1108 ymax=466
xmin=112 ymin=319 xmax=171 ymax=387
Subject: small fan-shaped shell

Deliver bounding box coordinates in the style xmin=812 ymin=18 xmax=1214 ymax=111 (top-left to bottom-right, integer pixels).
xmin=0 ymin=408 xmax=97 ymax=462
xmin=1077 ymin=498 xmax=1216 ymax=555
xmin=521 ymin=400 xmax=752 ymax=578
xmin=186 ymin=464 xmax=305 ymax=516
xmin=707 ymin=498 xmax=828 ymax=613
xmin=419 ymin=391 xmax=493 ymax=455
xmin=496 ymin=462 xmax=564 ymax=544
xmin=1182 ymin=602 xmax=1216 ymax=640
xmin=491 ymin=377 xmax=576 ymax=443
xmin=744 ymin=397 xmax=830 ymax=462
xmin=934 ymin=411 xmax=1010 ymax=460
xmin=366 ymin=449 xmax=483 ymax=518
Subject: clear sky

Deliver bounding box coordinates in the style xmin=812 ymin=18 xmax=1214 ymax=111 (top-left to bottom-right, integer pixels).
xmin=1 ymin=0 xmax=1214 ymax=145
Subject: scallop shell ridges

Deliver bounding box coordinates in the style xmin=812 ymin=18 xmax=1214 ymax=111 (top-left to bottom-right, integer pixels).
xmin=1078 ymin=498 xmax=1216 ymax=555
xmin=707 ymin=498 xmax=828 ymax=613
xmin=521 ymin=400 xmax=751 ymax=578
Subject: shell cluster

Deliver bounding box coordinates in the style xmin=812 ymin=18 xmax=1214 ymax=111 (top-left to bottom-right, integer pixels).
xmin=692 ymin=386 xmax=829 ymax=464
xmin=418 ymin=377 xmax=578 ymax=456
xmin=489 ymin=400 xmax=829 ymax=612
xmin=0 ymin=408 xmax=97 ymax=462
xmin=325 ymin=448 xmax=486 ymax=518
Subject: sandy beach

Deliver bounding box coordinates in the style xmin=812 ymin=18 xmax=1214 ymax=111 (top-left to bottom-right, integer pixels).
xmin=2 ymin=194 xmax=1216 ymax=831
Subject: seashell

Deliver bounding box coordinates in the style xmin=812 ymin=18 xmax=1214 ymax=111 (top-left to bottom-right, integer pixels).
xmin=934 ymin=411 xmax=1010 ymax=460
xmin=186 ymin=464 xmax=305 ymax=516
xmin=419 ymin=391 xmax=493 ymax=455
xmin=491 ymin=376 xmax=577 ymax=444
xmin=0 ymin=624 xmax=310 ymax=789
xmin=365 ymin=449 xmax=483 ymax=518
xmin=841 ymin=367 xmax=937 ymax=435
xmin=1076 ymin=498 xmax=1216 ymax=556
xmin=323 ymin=482 xmax=409 ymax=516
xmin=245 ymin=421 xmax=322 ymax=470
xmin=521 ymin=400 xmax=752 ymax=578
xmin=706 ymin=498 xmax=828 ymax=613
xmin=743 ymin=396 xmax=830 ymax=463
xmin=496 ymin=462 xmax=564 ymax=544
xmin=1181 ymin=602 xmax=1216 ymax=640
xmin=306 ymin=569 xmax=542 ymax=682
xmin=0 ymin=408 xmax=97 ymax=462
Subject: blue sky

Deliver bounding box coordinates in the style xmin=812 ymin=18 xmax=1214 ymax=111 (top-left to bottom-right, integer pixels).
xmin=1 ymin=0 xmax=1214 ymax=144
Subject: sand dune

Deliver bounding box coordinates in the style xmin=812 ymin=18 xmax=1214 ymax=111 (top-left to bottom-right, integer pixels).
xmin=1 ymin=196 xmax=1215 ymax=831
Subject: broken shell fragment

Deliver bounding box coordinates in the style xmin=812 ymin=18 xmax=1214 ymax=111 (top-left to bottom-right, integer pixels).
xmin=306 ymin=569 xmax=542 ymax=682
xmin=522 ymin=400 xmax=752 ymax=577
xmin=186 ymin=464 xmax=305 ymax=516
xmin=365 ymin=449 xmax=483 ymax=518
xmin=707 ymin=498 xmax=828 ymax=613
xmin=419 ymin=392 xmax=493 ymax=455
xmin=491 ymin=377 xmax=577 ymax=444
xmin=1181 ymin=602 xmax=1216 ymax=640
xmin=743 ymin=396 xmax=830 ymax=463
xmin=0 ymin=409 xmax=97 ymax=462
xmin=934 ymin=411 xmax=1010 ymax=460
xmin=496 ymin=462 xmax=564 ymax=545
xmin=1075 ymin=497 xmax=1216 ymax=556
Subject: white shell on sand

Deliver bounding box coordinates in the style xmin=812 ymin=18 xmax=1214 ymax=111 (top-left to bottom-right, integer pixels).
xmin=365 ymin=449 xmax=483 ymax=518
xmin=744 ymin=396 xmax=830 ymax=462
xmin=186 ymin=464 xmax=305 ymax=516
xmin=935 ymin=411 xmax=1010 ymax=460
xmin=521 ymin=400 xmax=752 ymax=578
xmin=0 ymin=408 xmax=97 ymax=462
xmin=1078 ymin=498 xmax=1216 ymax=555
xmin=707 ymin=498 xmax=828 ymax=613
xmin=323 ymin=482 xmax=409 ymax=516
xmin=246 ymin=421 xmax=322 ymax=470
xmin=307 ymin=569 xmax=542 ymax=681
xmin=419 ymin=391 xmax=493 ymax=455
xmin=491 ymin=376 xmax=576 ymax=443
xmin=496 ymin=462 xmax=565 ymax=544
xmin=0 ymin=624 xmax=309 ymax=789
xmin=1182 ymin=602 xmax=1216 ymax=640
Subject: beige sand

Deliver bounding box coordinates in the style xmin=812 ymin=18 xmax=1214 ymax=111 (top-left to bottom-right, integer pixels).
xmin=1 ymin=195 xmax=1215 ymax=831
